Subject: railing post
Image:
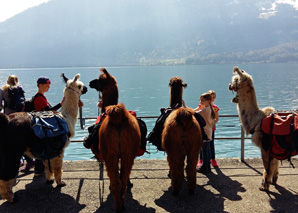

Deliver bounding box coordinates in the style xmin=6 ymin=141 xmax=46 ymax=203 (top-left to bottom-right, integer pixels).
xmin=241 ymin=125 xmax=245 ymax=162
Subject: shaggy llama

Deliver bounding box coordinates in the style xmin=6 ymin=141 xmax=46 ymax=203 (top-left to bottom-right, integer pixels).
xmin=228 ymin=67 xmax=278 ymax=191
xmin=0 ymin=73 xmax=87 ymax=202
xmin=89 ymin=68 xmax=141 ymax=211
xmin=162 ymin=77 xmax=203 ymax=195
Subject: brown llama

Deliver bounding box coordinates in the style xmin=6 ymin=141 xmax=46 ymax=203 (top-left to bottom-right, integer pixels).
xmin=229 ymin=67 xmax=279 ymax=191
xmin=0 ymin=74 xmax=87 ymax=202
xmin=89 ymin=68 xmax=141 ymax=211
xmin=162 ymin=77 xmax=203 ymax=195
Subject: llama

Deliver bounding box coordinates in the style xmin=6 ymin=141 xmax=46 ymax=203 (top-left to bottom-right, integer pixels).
xmin=228 ymin=67 xmax=278 ymax=191
xmin=0 ymin=73 xmax=87 ymax=202
xmin=162 ymin=77 xmax=203 ymax=195
xmin=89 ymin=68 xmax=141 ymax=211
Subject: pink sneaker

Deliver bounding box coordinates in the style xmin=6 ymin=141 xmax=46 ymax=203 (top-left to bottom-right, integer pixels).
xmin=211 ymin=159 xmax=218 ymax=168
xmin=196 ymin=159 xmax=203 ymax=168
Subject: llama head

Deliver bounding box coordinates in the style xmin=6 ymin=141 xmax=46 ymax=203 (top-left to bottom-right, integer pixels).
xmin=169 ymin=76 xmax=187 ymax=89
xmin=169 ymin=76 xmax=187 ymax=108
xmin=229 ymin=66 xmax=254 ymax=103
xmin=61 ymin=73 xmax=88 ymax=96
xmin=89 ymin=68 xmax=119 ymax=113
xmin=89 ymin=68 xmax=118 ymax=92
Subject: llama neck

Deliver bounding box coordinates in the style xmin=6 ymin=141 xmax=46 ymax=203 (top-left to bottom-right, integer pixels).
xmin=170 ymin=87 xmax=182 ymax=108
xmin=237 ymin=86 xmax=264 ymax=134
xmin=60 ymin=94 xmax=79 ymax=137
xmin=101 ymin=85 xmax=119 ymax=113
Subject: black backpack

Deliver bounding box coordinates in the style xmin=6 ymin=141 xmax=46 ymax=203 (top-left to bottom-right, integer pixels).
xmin=23 ymin=93 xmax=43 ymax=112
xmin=5 ymin=86 xmax=25 ymax=112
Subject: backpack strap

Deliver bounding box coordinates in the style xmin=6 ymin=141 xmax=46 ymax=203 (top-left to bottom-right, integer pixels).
xmin=33 ymin=93 xmax=46 ymax=102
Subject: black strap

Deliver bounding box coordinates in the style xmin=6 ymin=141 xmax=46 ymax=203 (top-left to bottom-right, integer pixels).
xmin=288 ymin=113 xmax=295 ymax=168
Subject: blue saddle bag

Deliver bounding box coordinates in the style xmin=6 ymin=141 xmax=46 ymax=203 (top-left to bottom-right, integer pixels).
xmin=30 ymin=111 xmax=70 ymax=160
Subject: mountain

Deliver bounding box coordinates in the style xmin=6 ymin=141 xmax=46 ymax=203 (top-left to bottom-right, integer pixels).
xmin=0 ymin=0 xmax=298 ymax=68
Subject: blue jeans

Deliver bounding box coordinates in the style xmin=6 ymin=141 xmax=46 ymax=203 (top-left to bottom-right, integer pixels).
xmin=201 ymin=141 xmax=211 ymax=169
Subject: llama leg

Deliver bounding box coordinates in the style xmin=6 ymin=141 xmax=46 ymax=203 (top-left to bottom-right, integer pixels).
xmin=44 ymin=159 xmax=54 ymax=184
xmin=186 ymin=148 xmax=199 ymax=195
xmin=0 ymin=179 xmax=15 ymax=202
xmin=272 ymin=159 xmax=279 ymax=185
xmin=105 ymin=155 xmax=123 ymax=212
xmin=260 ymin=149 xmax=272 ymax=191
xmin=118 ymin=155 xmax=135 ymax=210
xmin=120 ymin=155 xmax=134 ymax=190
xmin=167 ymin=153 xmax=185 ymax=196
xmin=51 ymin=156 xmax=65 ymax=187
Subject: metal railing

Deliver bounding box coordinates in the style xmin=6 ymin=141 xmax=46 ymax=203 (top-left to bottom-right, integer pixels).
xmin=73 ymin=114 xmax=251 ymax=161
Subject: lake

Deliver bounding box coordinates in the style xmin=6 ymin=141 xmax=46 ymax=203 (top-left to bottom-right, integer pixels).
xmin=1 ymin=63 xmax=298 ymax=160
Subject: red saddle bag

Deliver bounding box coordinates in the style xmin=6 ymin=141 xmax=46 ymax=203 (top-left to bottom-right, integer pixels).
xmin=261 ymin=112 xmax=298 ymax=160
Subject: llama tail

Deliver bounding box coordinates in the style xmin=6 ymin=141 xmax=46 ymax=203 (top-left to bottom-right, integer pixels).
xmin=105 ymin=103 xmax=127 ymax=125
xmin=176 ymin=107 xmax=194 ymax=128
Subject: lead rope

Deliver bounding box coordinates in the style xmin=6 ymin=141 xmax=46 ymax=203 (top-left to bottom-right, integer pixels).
xmin=99 ymin=160 xmax=104 ymax=205
xmin=97 ymin=94 xmax=104 ymax=205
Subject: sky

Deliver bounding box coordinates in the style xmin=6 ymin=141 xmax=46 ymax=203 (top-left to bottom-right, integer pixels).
xmin=0 ymin=0 xmax=297 ymax=23
xmin=0 ymin=0 xmax=50 ymax=22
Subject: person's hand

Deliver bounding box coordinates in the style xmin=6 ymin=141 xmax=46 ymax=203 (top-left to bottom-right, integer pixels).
xmin=78 ymin=99 xmax=84 ymax=108
xmin=97 ymin=101 xmax=102 ymax=108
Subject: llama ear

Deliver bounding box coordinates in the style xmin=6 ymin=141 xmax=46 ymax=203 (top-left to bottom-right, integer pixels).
xmin=100 ymin=68 xmax=111 ymax=78
xmin=61 ymin=73 xmax=69 ymax=84
xmin=233 ymin=66 xmax=244 ymax=76
xmin=73 ymin=74 xmax=80 ymax=82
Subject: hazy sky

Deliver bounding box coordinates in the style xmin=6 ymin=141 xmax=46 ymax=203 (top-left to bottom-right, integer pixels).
xmin=0 ymin=0 xmax=50 ymax=22
xmin=0 ymin=0 xmax=297 ymax=23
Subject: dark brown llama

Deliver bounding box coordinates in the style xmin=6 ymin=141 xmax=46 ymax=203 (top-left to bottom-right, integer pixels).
xmin=89 ymin=68 xmax=141 ymax=211
xmin=162 ymin=77 xmax=203 ymax=195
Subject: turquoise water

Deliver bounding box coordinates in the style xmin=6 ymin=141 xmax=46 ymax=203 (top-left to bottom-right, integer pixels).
xmin=1 ymin=63 xmax=298 ymax=160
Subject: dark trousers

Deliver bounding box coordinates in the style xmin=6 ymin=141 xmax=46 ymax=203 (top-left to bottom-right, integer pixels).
xmin=201 ymin=141 xmax=211 ymax=169
xmin=200 ymin=130 xmax=215 ymax=160
xmin=34 ymin=159 xmax=44 ymax=173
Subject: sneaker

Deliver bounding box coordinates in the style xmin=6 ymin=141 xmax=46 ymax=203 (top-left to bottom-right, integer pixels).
xmin=196 ymin=159 xmax=203 ymax=168
xmin=21 ymin=161 xmax=35 ymax=173
xmin=211 ymin=159 xmax=219 ymax=168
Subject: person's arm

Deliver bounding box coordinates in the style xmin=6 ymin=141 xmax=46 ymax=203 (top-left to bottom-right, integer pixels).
xmin=194 ymin=104 xmax=203 ymax=112
xmin=213 ymin=105 xmax=219 ymax=124
xmin=49 ymin=103 xmax=61 ymax=111
xmin=214 ymin=110 xmax=219 ymax=124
